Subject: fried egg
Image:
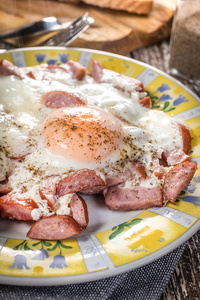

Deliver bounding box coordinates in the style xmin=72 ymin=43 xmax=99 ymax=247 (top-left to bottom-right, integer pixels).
xmin=0 ymin=61 xmax=184 ymax=218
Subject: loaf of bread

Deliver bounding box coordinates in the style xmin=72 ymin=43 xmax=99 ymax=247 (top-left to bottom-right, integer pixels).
xmin=58 ymin=0 xmax=153 ymax=14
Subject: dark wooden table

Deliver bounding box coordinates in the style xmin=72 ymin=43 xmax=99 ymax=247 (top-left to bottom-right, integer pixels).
xmin=130 ymin=40 xmax=200 ymax=300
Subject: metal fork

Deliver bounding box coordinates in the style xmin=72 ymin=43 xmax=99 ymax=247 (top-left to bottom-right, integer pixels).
xmin=0 ymin=13 xmax=94 ymax=49
xmin=41 ymin=12 xmax=94 ymax=47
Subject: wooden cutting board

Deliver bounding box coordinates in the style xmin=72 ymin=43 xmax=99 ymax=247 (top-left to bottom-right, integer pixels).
xmin=0 ymin=0 xmax=176 ymax=55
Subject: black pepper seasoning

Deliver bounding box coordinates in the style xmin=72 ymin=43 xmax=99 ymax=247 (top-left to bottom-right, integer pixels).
xmin=169 ymin=0 xmax=200 ymax=78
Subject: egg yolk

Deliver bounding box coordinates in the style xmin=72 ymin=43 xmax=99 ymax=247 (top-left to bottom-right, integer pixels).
xmin=41 ymin=106 xmax=124 ymax=162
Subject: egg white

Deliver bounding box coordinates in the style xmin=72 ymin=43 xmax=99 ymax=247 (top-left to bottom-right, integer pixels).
xmin=0 ymin=63 xmax=184 ymax=218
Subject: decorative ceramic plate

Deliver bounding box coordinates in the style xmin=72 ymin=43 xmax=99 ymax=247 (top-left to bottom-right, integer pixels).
xmin=0 ymin=47 xmax=199 ymax=286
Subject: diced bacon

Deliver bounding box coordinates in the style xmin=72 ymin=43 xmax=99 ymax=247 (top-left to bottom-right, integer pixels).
xmin=105 ymin=185 xmax=163 ymax=210
xmin=177 ymin=123 xmax=192 ymax=155
xmin=162 ymin=148 xmax=190 ymax=166
xmin=0 ymin=180 xmax=12 ymax=195
xmin=163 ymin=161 xmax=197 ymax=204
xmin=70 ymin=193 xmax=89 ymax=228
xmin=0 ymin=59 xmax=21 ymax=78
xmin=0 ymin=194 xmax=38 ymax=220
xmin=39 ymin=175 xmax=61 ymax=210
xmin=67 ymin=60 xmax=87 ymax=80
xmin=27 ymin=215 xmax=83 ymax=240
xmin=57 ymin=169 xmax=106 ymax=196
xmin=40 ymin=90 xmax=84 ymax=108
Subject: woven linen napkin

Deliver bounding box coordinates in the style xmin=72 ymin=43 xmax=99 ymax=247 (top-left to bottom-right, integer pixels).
xmin=0 ymin=243 xmax=185 ymax=300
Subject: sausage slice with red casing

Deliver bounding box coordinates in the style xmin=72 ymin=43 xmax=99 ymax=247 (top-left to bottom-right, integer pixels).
xmin=40 ymin=91 xmax=84 ymax=108
xmin=104 ymin=185 xmax=163 ymax=211
xmin=39 ymin=175 xmax=61 ymax=210
xmin=27 ymin=215 xmax=83 ymax=240
xmin=0 ymin=194 xmax=38 ymax=220
xmin=0 ymin=180 xmax=12 ymax=196
xmin=70 ymin=193 xmax=89 ymax=228
xmin=0 ymin=59 xmax=21 ymax=78
xmin=163 ymin=161 xmax=197 ymax=204
xmin=91 ymin=59 xmax=151 ymax=108
xmin=57 ymin=169 xmax=106 ymax=196
xmin=67 ymin=60 xmax=87 ymax=80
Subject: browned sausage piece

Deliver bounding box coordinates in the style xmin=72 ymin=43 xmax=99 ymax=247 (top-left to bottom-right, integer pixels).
xmin=70 ymin=193 xmax=89 ymax=228
xmin=27 ymin=215 xmax=83 ymax=240
xmin=91 ymin=59 xmax=104 ymax=83
xmin=104 ymin=185 xmax=163 ymax=210
xmin=0 ymin=59 xmax=21 ymax=78
xmin=163 ymin=161 xmax=197 ymax=204
xmin=105 ymin=161 xmax=147 ymax=187
xmin=162 ymin=148 xmax=190 ymax=166
xmin=39 ymin=175 xmax=61 ymax=210
xmin=0 ymin=194 xmax=38 ymax=220
xmin=57 ymin=169 xmax=105 ymax=196
xmin=40 ymin=90 xmax=84 ymax=108
xmin=139 ymin=96 xmax=152 ymax=108
xmin=0 ymin=180 xmax=12 ymax=196
xmin=177 ymin=123 xmax=192 ymax=155
xmin=67 ymin=60 xmax=87 ymax=80
xmin=91 ymin=59 xmax=152 ymax=106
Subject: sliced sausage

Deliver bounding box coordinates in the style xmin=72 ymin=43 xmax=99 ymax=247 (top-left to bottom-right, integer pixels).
xmin=105 ymin=161 xmax=146 ymax=187
xmin=40 ymin=90 xmax=84 ymax=108
xmin=104 ymin=185 xmax=163 ymax=210
xmin=0 ymin=180 xmax=12 ymax=196
xmin=177 ymin=123 xmax=192 ymax=155
xmin=91 ymin=59 xmax=104 ymax=83
xmin=46 ymin=65 xmax=68 ymax=73
xmin=27 ymin=215 xmax=83 ymax=240
xmin=67 ymin=60 xmax=87 ymax=80
xmin=39 ymin=175 xmax=61 ymax=210
xmin=0 ymin=194 xmax=38 ymax=220
xmin=57 ymin=169 xmax=106 ymax=196
xmin=0 ymin=59 xmax=21 ymax=78
xmin=139 ymin=96 xmax=152 ymax=108
xmin=162 ymin=148 xmax=190 ymax=166
xmin=163 ymin=161 xmax=197 ymax=204
xmin=152 ymin=158 xmax=164 ymax=179
xmin=91 ymin=59 xmax=151 ymax=106
xmin=70 ymin=193 xmax=89 ymax=228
